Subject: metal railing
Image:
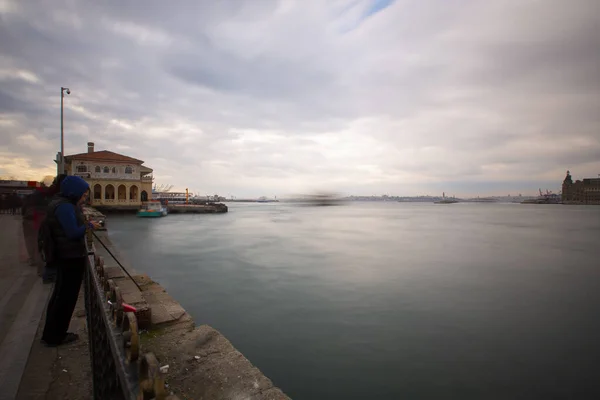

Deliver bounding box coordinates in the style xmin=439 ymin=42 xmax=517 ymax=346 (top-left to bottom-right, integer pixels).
xmin=84 ymin=230 xmax=175 ymax=400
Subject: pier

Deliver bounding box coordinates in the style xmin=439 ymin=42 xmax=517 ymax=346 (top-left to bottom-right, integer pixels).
xmin=92 ymin=202 xmax=228 ymax=214
xmin=0 ymin=210 xmax=289 ymax=399
xmin=167 ymin=203 xmax=228 ymax=214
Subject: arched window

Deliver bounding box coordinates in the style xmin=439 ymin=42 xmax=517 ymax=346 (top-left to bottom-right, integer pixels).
xmin=95 ymin=166 xmax=101 ymax=173
xmin=112 ymin=167 xmax=117 ymax=173
xmin=93 ymin=184 xmax=102 ymax=200
xmin=105 ymin=184 xmax=115 ymax=200
xmin=129 ymin=185 xmax=138 ymax=201
xmin=103 ymin=166 xmax=110 ymax=173
xmin=141 ymin=190 xmax=148 ymax=202
xmin=118 ymin=184 xmax=127 ymax=200
xmin=125 ymin=166 xmax=133 ymax=174
xmin=76 ymin=165 xmax=87 ymax=173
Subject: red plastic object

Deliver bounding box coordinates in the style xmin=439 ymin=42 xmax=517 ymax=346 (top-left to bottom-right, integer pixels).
xmin=122 ymin=303 xmax=137 ymax=313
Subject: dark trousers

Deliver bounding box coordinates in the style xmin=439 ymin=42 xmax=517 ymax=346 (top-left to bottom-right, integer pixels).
xmin=42 ymin=257 xmax=85 ymax=344
xmin=43 ymin=263 xmax=57 ymax=281
xmin=22 ymin=219 xmax=40 ymax=270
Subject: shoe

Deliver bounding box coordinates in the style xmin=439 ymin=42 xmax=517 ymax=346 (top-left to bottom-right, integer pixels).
xmin=41 ymin=332 xmax=79 ymax=347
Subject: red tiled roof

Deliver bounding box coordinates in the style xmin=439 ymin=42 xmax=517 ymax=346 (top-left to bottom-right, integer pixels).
xmin=65 ymin=150 xmax=144 ymax=164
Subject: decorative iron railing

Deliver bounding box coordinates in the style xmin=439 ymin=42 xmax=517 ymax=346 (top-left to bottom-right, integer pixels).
xmin=84 ymin=230 xmax=175 ymax=400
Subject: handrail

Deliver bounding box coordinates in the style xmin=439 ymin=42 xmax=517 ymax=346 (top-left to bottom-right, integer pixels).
xmin=84 ymin=230 xmax=176 ymax=400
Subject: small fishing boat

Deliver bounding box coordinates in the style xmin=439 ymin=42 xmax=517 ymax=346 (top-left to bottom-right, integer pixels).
xmin=137 ymin=201 xmax=168 ymax=218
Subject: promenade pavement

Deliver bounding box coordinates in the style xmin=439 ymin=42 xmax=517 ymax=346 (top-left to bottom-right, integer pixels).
xmin=0 ymin=214 xmax=90 ymax=400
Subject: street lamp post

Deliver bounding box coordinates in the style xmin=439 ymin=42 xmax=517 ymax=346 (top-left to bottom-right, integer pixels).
xmin=60 ymin=86 xmax=71 ymax=174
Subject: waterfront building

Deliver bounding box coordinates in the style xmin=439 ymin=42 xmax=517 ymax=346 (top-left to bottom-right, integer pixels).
xmin=562 ymin=171 xmax=600 ymax=205
xmin=0 ymin=180 xmax=40 ymax=196
xmin=64 ymin=142 xmax=153 ymax=208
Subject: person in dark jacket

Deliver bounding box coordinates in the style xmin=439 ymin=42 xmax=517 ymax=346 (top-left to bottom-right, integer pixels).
xmin=24 ymin=174 xmax=67 ymax=282
xmin=22 ymin=190 xmax=41 ymax=268
xmin=41 ymin=175 xmax=101 ymax=346
xmin=22 ymin=174 xmax=66 ymax=280
xmin=41 ymin=175 xmax=68 ymax=282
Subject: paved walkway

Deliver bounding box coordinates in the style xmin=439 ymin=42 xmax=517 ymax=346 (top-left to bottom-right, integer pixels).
xmin=0 ymin=215 xmax=91 ymax=400
xmin=0 ymin=215 xmax=50 ymax=400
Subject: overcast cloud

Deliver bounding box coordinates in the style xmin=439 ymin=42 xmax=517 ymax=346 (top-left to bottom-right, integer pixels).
xmin=1 ymin=0 xmax=599 ymax=197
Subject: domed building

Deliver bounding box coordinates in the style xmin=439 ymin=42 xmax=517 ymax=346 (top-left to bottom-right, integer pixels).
xmin=562 ymin=171 xmax=600 ymax=205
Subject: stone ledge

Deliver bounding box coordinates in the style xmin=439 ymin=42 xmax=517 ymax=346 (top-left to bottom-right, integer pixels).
xmin=140 ymin=325 xmax=290 ymax=400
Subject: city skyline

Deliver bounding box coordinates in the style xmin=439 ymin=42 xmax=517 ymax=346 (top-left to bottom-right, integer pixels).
xmin=1 ymin=0 xmax=599 ymax=197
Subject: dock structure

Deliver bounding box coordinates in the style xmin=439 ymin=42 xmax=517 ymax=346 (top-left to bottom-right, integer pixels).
xmin=167 ymin=203 xmax=228 ymax=213
xmin=92 ymin=202 xmax=228 ymax=214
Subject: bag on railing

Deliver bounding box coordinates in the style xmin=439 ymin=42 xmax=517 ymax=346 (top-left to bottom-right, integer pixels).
xmin=38 ymin=218 xmax=56 ymax=264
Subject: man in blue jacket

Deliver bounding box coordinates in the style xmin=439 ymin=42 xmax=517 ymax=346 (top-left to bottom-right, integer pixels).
xmin=41 ymin=175 xmax=101 ymax=346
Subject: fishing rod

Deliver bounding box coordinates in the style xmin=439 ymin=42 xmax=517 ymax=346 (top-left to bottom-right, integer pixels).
xmin=91 ymin=230 xmax=143 ymax=292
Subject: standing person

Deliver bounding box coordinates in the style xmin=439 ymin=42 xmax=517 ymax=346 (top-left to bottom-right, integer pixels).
xmin=39 ymin=175 xmax=67 ymax=282
xmin=22 ymin=174 xmax=67 ymax=281
xmin=22 ymin=190 xmax=40 ymax=267
xmin=41 ymin=175 xmax=101 ymax=346
xmin=10 ymin=192 xmax=19 ymax=215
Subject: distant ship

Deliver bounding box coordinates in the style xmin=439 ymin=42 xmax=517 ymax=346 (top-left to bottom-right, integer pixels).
xmin=434 ymin=192 xmax=459 ymax=204
xmin=435 ymin=199 xmax=459 ymax=204
xmin=465 ymin=197 xmax=498 ymax=203
xmin=286 ymin=192 xmax=345 ymax=206
xmin=256 ymin=196 xmax=279 ymax=203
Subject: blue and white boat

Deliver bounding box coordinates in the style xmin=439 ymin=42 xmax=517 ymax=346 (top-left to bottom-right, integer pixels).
xmin=137 ymin=201 xmax=168 ymax=218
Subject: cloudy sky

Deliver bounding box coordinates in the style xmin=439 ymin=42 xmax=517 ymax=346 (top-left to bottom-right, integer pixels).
xmin=1 ymin=0 xmax=599 ymax=197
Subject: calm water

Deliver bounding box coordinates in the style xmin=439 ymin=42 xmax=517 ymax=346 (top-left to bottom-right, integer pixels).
xmin=107 ymin=202 xmax=600 ymax=399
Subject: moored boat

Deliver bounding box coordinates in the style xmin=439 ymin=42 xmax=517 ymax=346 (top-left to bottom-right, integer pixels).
xmin=138 ymin=201 xmax=168 ymax=217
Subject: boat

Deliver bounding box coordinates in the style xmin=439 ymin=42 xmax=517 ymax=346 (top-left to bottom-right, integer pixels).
xmin=137 ymin=201 xmax=168 ymax=217
xmin=464 ymin=197 xmax=498 ymax=203
xmin=291 ymin=192 xmax=345 ymax=206
xmin=256 ymin=196 xmax=279 ymax=203
xmin=435 ymin=199 xmax=459 ymax=204
xmin=434 ymin=192 xmax=459 ymax=204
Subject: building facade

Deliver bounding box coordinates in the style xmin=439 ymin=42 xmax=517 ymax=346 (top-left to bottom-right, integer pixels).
xmin=64 ymin=142 xmax=153 ymax=208
xmin=562 ymin=171 xmax=600 ymax=205
xmin=0 ymin=180 xmax=40 ymax=195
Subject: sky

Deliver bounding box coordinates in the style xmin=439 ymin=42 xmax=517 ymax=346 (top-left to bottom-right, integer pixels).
xmin=1 ymin=0 xmax=599 ymax=197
